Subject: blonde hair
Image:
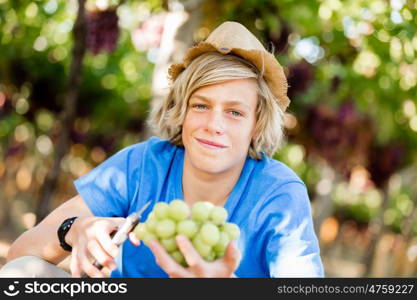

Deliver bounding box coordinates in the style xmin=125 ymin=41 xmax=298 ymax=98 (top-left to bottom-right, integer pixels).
xmin=148 ymin=52 xmax=285 ymax=160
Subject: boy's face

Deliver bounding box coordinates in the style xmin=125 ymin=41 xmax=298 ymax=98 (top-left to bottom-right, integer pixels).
xmin=182 ymin=78 xmax=258 ymax=175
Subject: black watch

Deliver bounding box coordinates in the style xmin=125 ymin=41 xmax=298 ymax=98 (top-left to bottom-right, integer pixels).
xmin=57 ymin=217 xmax=78 ymax=252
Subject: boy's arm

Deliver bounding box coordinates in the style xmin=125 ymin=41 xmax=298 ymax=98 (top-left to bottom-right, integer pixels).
xmin=6 ymin=194 xmax=93 ymax=265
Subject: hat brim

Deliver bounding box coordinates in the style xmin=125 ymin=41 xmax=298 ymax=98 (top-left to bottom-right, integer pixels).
xmin=168 ymin=41 xmax=290 ymax=112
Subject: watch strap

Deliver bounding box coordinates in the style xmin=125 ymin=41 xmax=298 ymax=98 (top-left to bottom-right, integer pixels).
xmin=57 ymin=216 xmax=78 ymax=252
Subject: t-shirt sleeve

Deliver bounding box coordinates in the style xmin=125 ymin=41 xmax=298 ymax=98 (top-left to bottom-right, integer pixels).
xmin=260 ymin=181 xmax=324 ymax=277
xmin=73 ymin=144 xmax=144 ymax=218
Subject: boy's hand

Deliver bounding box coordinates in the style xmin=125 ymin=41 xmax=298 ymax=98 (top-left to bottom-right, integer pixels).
xmin=147 ymin=234 xmax=240 ymax=278
xmin=67 ymin=216 xmax=125 ymax=278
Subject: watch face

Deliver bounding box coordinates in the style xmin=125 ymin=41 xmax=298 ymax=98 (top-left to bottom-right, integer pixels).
xmin=63 ymin=218 xmax=74 ymax=229
xmin=62 ymin=218 xmax=75 ymax=230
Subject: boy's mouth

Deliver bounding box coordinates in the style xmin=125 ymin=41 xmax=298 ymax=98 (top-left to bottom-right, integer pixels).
xmin=196 ymin=138 xmax=228 ymax=149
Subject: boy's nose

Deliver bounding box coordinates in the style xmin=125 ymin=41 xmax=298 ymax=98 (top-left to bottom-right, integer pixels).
xmin=205 ymin=111 xmax=225 ymax=135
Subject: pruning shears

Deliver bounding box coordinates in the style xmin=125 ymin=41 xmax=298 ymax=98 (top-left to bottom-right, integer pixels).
xmin=81 ymin=200 xmax=151 ymax=277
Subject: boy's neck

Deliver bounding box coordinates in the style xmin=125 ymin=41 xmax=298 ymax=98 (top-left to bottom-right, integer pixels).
xmin=182 ymin=154 xmax=245 ymax=207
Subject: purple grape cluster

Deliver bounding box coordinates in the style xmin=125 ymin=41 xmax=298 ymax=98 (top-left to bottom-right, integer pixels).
xmin=0 ymin=94 xmax=13 ymax=118
xmin=5 ymin=142 xmax=26 ymax=158
xmin=369 ymin=144 xmax=405 ymax=188
xmin=303 ymin=101 xmax=374 ymax=179
xmin=270 ymin=24 xmax=291 ymax=55
xmin=302 ymin=101 xmax=406 ymax=186
xmin=85 ymin=9 xmax=120 ymax=55
xmin=287 ymin=61 xmax=314 ymax=98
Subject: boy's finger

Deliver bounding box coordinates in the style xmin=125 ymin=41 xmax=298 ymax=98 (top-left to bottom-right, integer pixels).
xmin=128 ymin=232 xmax=141 ymax=246
xmin=176 ymin=235 xmax=203 ymax=268
xmin=222 ymin=241 xmax=241 ymax=271
xmin=148 ymin=240 xmax=189 ymax=278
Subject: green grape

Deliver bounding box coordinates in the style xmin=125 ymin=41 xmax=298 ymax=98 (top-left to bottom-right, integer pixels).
xmin=209 ymin=206 xmax=228 ymax=225
xmin=154 ymin=202 xmax=169 ymax=220
xmin=134 ymin=223 xmax=148 ymax=240
xmin=177 ymin=219 xmax=198 ymax=239
xmin=160 ymin=237 xmax=178 ymax=252
xmin=223 ymin=222 xmax=240 ymax=240
xmin=143 ymin=198 xmax=241 ymax=265
xmin=168 ymin=200 xmax=190 ymax=221
xmin=194 ymin=221 xmax=203 ymax=231
xmin=213 ymin=231 xmax=230 ymax=253
xmin=155 ymin=219 xmax=176 ymax=239
xmin=143 ymin=232 xmax=158 ymax=246
xmin=145 ymin=216 xmax=158 ymax=233
xmin=192 ymin=234 xmax=212 ymax=257
xmin=171 ymin=250 xmax=187 ymax=267
xmin=200 ymin=223 xmax=220 ymax=246
xmin=204 ymin=201 xmax=214 ymax=210
xmin=214 ymin=248 xmax=225 ymax=259
xmin=191 ymin=201 xmax=212 ymax=222
xmin=204 ymin=251 xmax=216 ymax=262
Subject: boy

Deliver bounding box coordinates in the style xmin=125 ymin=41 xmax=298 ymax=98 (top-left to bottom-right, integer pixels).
xmin=2 ymin=22 xmax=323 ymax=278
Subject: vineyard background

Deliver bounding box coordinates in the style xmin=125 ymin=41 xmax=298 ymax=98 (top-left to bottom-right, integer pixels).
xmin=1 ymin=0 xmax=417 ymax=277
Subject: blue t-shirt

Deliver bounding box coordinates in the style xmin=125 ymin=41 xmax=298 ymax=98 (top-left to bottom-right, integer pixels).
xmin=74 ymin=136 xmax=324 ymax=277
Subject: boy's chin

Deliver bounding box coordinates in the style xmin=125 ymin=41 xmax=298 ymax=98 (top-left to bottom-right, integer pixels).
xmin=191 ymin=158 xmax=231 ymax=175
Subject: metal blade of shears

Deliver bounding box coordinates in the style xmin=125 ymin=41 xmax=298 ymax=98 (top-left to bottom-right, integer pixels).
xmin=111 ymin=200 xmax=152 ymax=245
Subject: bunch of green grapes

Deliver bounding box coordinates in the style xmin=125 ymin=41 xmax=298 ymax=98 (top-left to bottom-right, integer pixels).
xmin=134 ymin=200 xmax=240 ymax=266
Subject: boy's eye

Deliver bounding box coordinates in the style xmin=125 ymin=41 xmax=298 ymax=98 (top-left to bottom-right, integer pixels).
xmin=190 ymin=104 xmax=244 ymax=117
xmin=192 ymin=104 xmax=207 ymax=110
xmin=230 ymin=111 xmax=243 ymax=117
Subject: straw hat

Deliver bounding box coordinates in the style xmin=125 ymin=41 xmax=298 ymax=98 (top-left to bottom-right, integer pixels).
xmin=168 ymin=21 xmax=290 ymax=112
